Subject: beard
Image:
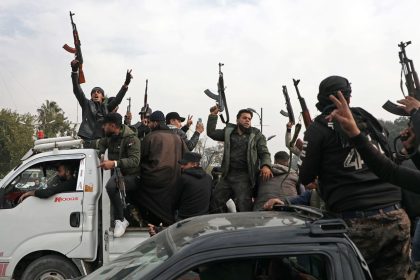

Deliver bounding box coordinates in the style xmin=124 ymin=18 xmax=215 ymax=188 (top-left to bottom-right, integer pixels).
xmin=58 ymin=175 xmax=67 ymax=181
xmin=105 ymin=131 xmax=114 ymax=137
xmin=237 ymin=123 xmax=252 ymax=134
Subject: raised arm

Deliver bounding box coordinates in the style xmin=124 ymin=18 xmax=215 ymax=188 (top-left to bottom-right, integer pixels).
xmin=107 ymin=70 xmax=132 ymax=111
xmin=71 ymin=60 xmax=87 ymax=107
xmin=206 ymin=106 xmax=225 ymax=141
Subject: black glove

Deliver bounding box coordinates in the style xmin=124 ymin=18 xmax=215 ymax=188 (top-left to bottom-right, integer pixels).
xmin=71 ymin=60 xmax=79 ymax=72
xmin=124 ymin=69 xmax=133 ymax=86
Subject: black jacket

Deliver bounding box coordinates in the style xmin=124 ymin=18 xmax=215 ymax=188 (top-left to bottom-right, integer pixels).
xmin=34 ymin=177 xmax=77 ymax=198
xmin=175 ymin=167 xmax=212 ymax=220
xmin=352 ymin=133 xmax=420 ymax=195
xmin=72 ymin=73 xmax=128 ymax=140
xmin=132 ymin=121 xmax=151 ymax=140
xmin=299 ymin=110 xmax=401 ymax=212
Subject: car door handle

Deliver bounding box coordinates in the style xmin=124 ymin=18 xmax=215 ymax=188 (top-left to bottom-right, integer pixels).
xmin=70 ymin=212 xmax=81 ymax=228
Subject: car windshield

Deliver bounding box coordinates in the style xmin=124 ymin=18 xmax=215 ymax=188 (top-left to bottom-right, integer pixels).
xmin=84 ymin=232 xmax=172 ymax=279
xmin=85 ymin=212 xmax=306 ymax=279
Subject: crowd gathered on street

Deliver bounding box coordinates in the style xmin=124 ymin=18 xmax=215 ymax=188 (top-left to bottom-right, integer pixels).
xmin=18 ymin=57 xmax=420 ymax=279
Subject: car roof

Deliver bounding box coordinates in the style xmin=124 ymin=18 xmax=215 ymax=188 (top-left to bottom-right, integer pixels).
xmin=84 ymin=209 xmax=353 ymax=280
xmin=170 ymin=211 xmax=306 ymax=243
xmin=168 ymin=210 xmax=347 ymax=252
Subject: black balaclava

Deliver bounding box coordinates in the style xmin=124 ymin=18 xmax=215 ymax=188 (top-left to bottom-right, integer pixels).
xmin=316 ymin=76 xmax=352 ymax=112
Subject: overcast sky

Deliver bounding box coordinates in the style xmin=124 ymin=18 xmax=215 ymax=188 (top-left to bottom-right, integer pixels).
xmin=1 ymin=0 xmax=420 ymax=155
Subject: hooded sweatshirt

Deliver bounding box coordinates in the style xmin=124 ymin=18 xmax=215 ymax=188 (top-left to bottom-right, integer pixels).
xmin=253 ymin=164 xmax=298 ymax=211
xmin=175 ymin=167 xmax=213 ymax=220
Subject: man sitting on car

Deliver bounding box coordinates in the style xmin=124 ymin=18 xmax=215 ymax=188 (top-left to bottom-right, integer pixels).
xmin=18 ymin=163 xmax=77 ymax=202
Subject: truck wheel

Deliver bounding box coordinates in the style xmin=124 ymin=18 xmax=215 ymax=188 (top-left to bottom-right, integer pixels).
xmin=21 ymin=255 xmax=81 ymax=280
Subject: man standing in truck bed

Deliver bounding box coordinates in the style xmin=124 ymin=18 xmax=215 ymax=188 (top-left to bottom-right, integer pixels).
xmin=207 ymin=106 xmax=272 ymax=212
xmin=137 ymin=111 xmax=187 ymax=226
xmin=98 ymin=113 xmax=141 ymax=238
xmin=70 ymin=59 xmax=132 ymax=146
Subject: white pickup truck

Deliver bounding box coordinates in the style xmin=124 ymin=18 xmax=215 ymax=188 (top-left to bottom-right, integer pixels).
xmin=0 ymin=136 xmax=149 ymax=280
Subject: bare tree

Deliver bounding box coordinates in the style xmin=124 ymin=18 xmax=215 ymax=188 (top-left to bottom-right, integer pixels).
xmin=195 ymin=136 xmax=224 ymax=172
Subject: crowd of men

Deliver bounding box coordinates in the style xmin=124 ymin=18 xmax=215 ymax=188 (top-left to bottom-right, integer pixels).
xmin=66 ymin=58 xmax=420 ymax=279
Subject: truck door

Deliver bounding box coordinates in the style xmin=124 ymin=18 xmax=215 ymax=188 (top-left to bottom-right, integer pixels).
xmin=0 ymin=155 xmax=86 ymax=265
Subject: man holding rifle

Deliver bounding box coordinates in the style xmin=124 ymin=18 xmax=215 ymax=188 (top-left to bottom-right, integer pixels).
xmin=65 ymin=12 xmax=132 ymax=145
xmin=133 ymin=80 xmax=152 ymax=140
xmin=98 ymin=113 xmax=141 ymax=238
xmin=207 ymin=106 xmax=272 ymax=212
xmin=70 ymin=61 xmax=132 ymax=146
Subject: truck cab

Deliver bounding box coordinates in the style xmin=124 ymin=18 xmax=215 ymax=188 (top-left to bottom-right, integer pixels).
xmin=0 ymin=136 xmax=149 ymax=280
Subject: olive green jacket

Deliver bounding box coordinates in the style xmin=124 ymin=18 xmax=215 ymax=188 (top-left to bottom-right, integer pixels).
xmin=206 ymin=114 xmax=271 ymax=186
xmin=98 ymin=124 xmax=141 ymax=175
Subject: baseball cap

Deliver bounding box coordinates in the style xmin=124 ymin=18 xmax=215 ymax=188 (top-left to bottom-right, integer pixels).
xmin=149 ymin=110 xmax=165 ymax=122
xmin=166 ymin=112 xmax=186 ymax=124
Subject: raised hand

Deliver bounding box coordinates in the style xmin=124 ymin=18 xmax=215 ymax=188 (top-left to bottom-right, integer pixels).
xmin=71 ymin=59 xmax=79 ymax=72
xmin=196 ymin=122 xmax=204 ymax=134
xmin=326 ymin=91 xmax=360 ymax=137
xmin=210 ymin=105 xmax=219 ymax=115
xmin=124 ymin=69 xmax=133 ymax=86
xmin=397 ymin=96 xmax=420 ymax=114
xmin=186 ymin=115 xmax=193 ymax=127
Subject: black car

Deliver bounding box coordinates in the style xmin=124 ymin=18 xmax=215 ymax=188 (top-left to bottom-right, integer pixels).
xmin=83 ymin=206 xmax=372 ymax=280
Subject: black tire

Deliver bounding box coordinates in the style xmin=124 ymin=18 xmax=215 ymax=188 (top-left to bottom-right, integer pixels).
xmin=21 ymin=255 xmax=81 ymax=280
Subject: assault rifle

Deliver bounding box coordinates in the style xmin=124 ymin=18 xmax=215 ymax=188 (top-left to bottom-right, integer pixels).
xmin=204 ymin=63 xmax=230 ymax=123
xmin=114 ymin=167 xmax=126 ymax=208
xmin=140 ymin=79 xmax=149 ymax=116
xmin=126 ymin=97 xmax=131 ymax=115
xmin=281 ymin=85 xmax=301 ymax=148
xmin=383 ymin=41 xmax=420 ymax=116
xmin=293 ymin=79 xmax=313 ymax=128
xmin=124 ymin=97 xmax=131 ymax=125
xmin=281 ymin=85 xmax=295 ymax=125
xmin=63 ymin=11 xmax=85 ymax=84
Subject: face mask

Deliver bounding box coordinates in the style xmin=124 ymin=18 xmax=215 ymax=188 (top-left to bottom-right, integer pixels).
xmin=58 ymin=175 xmax=67 ymax=181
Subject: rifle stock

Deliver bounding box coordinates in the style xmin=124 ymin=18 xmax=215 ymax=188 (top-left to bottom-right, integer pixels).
xmin=78 ymin=64 xmax=85 ymax=84
xmin=301 ymin=111 xmax=312 ymax=128
xmin=290 ymin=123 xmax=302 ymax=148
